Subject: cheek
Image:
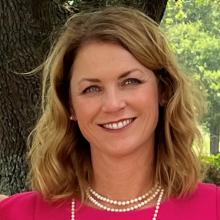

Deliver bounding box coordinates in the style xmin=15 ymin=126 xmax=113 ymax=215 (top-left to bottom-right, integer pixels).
xmin=72 ymin=97 xmax=101 ymax=123
xmin=137 ymin=85 xmax=159 ymax=110
xmin=136 ymin=86 xmax=160 ymax=129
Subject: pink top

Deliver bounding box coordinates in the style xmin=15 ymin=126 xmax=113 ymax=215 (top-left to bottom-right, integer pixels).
xmin=0 ymin=183 xmax=219 ymax=220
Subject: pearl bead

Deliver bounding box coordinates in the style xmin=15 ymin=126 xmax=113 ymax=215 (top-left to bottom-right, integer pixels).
xmin=71 ymin=187 xmax=164 ymax=220
xmin=88 ymin=183 xmax=159 ymax=206
xmin=86 ymin=187 xmax=161 ymax=212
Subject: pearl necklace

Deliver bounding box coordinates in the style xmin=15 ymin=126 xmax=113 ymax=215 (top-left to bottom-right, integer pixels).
xmin=87 ymin=186 xmax=161 ymax=212
xmin=87 ymin=183 xmax=158 ymax=206
xmin=71 ymin=188 xmax=164 ymax=220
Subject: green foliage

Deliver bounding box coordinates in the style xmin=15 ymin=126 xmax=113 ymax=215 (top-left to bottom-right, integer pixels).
xmin=162 ymin=0 xmax=220 ymax=153
xmin=201 ymin=154 xmax=220 ymax=185
xmin=202 ymin=154 xmax=220 ymax=168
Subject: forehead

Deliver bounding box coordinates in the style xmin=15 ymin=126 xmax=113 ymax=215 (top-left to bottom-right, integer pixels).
xmin=71 ymin=41 xmax=148 ymax=82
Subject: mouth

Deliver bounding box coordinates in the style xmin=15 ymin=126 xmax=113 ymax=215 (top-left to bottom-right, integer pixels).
xmin=99 ymin=117 xmax=136 ymax=130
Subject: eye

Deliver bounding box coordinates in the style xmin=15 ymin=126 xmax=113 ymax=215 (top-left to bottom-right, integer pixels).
xmin=122 ymin=78 xmax=142 ymax=86
xmin=82 ymin=85 xmax=101 ymax=94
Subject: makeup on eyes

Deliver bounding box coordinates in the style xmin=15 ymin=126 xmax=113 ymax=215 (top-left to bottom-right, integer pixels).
xmin=78 ymin=69 xmax=150 ymax=93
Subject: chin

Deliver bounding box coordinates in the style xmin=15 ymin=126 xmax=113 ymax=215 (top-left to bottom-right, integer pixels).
xmin=101 ymin=141 xmax=148 ymax=158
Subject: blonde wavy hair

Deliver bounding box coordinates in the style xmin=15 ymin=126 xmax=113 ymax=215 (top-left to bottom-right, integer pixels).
xmin=28 ymin=6 xmax=203 ymax=201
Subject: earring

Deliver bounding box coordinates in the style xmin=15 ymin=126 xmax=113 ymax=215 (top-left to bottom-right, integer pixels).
xmin=70 ymin=115 xmax=74 ymax=120
xmin=159 ymin=100 xmax=167 ymax=107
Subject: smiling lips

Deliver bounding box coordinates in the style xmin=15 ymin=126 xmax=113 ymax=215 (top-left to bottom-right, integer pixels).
xmin=100 ymin=118 xmax=135 ymax=130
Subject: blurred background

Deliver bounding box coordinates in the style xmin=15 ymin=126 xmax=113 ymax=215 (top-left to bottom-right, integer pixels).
xmin=0 ymin=0 xmax=219 ymax=195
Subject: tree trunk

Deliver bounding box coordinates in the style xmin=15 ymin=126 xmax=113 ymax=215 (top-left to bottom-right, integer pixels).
xmin=210 ymin=122 xmax=220 ymax=155
xmin=0 ymin=0 xmax=168 ymax=195
xmin=0 ymin=0 xmax=70 ymax=195
xmin=78 ymin=0 xmax=168 ymax=24
xmin=138 ymin=0 xmax=169 ymax=24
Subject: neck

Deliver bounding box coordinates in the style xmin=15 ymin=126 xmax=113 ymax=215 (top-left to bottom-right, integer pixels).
xmin=90 ymin=146 xmax=155 ymax=201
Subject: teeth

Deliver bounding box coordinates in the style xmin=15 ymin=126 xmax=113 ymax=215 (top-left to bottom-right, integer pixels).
xmin=102 ymin=118 xmax=133 ymax=130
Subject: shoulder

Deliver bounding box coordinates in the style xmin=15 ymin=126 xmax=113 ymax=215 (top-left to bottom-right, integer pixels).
xmin=196 ymin=182 xmax=219 ymax=196
xmin=194 ymin=183 xmax=220 ymax=219
xmin=0 ymin=191 xmax=41 ymax=220
xmin=0 ymin=191 xmax=72 ymax=220
xmin=187 ymin=182 xmax=219 ymax=204
xmin=0 ymin=191 xmax=40 ymax=207
xmin=162 ymin=183 xmax=219 ymax=218
xmin=216 ymin=184 xmax=220 ymax=219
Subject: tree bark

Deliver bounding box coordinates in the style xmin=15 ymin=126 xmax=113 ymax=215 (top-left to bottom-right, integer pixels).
xmin=77 ymin=0 xmax=168 ymax=24
xmin=142 ymin=0 xmax=168 ymax=24
xmin=210 ymin=122 xmax=220 ymax=155
xmin=0 ymin=0 xmax=168 ymax=195
xmin=0 ymin=0 xmax=70 ymax=195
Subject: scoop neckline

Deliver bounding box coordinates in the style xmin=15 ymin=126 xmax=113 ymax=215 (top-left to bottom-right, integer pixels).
xmin=75 ymin=198 xmax=167 ymax=214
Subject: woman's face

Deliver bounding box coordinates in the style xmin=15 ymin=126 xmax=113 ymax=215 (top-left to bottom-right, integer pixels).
xmin=70 ymin=42 xmax=160 ymax=158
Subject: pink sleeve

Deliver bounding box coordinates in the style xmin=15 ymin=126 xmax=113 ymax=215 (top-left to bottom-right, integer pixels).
xmin=0 ymin=191 xmax=71 ymax=220
xmin=217 ymin=186 xmax=220 ymax=220
xmin=0 ymin=191 xmax=38 ymax=220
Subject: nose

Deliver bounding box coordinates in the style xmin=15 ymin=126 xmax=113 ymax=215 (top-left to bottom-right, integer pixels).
xmin=101 ymin=88 xmax=126 ymax=113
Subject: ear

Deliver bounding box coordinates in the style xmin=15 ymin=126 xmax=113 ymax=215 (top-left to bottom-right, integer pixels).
xmin=159 ymin=92 xmax=167 ymax=106
xmin=157 ymin=68 xmax=170 ymax=107
xmin=69 ymin=109 xmax=77 ymax=121
xmin=158 ymin=81 xmax=168 ymax=107
xmin=69 ymin=103 xmax=77 ymax=121
xmin=68 ymin=91 xmax=77 ymax=121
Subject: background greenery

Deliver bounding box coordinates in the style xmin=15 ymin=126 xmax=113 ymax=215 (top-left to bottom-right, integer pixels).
xmin=162 ymin=0 xmax=220 ymax=184
xmin=162 ymin=0 xmax=220 ymax=153
xmin=0 ymin=0 xmax=219 ymax=195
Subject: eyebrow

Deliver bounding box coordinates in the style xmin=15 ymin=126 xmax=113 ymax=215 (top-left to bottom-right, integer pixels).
xmin=79 ymin=69 xmax=141 ymax=84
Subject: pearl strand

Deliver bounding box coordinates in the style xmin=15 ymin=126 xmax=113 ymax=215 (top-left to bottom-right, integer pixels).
xmin=71 ymin=199 xmax=75 ymax=220
xmin=152 ymin=188 xmax=164 ymax=220
xmin=86 ymin=186 xmax=161 ymax=212
xmin=88 ymin=183 xmax=158 ymax=206
xmin=71 ymin=188 xmax=164 ymax=220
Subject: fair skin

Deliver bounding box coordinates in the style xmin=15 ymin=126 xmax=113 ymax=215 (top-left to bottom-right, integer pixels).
xmin=70 ymin=41 xmax=160 ymax=202
xmin=0 ymin=194 xmax=8 ymax=201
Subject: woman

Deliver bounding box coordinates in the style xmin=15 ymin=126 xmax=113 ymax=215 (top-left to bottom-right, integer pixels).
xmin=0 ymin=6 xmax=219 ymax=220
